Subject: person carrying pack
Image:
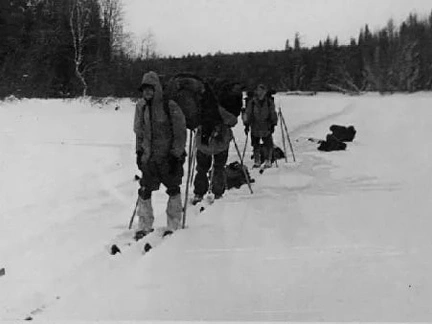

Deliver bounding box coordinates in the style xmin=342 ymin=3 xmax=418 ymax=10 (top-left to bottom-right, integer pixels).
xmin=134 ymin=71 xmax=187 ymax=240
xmin=191 ymin=80 xmax=241 ymax=204
xmin=243 ymin=84 xmax=278 ymax=168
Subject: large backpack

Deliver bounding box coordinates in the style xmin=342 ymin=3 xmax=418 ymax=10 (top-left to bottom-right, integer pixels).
xmin=212 ymin=78 xmax=243 ymax=117
xmin=317 ymin=134 xmax=347 ymax=152
xmin=225 ymin=161 xmax=255 ymax=190
xmin=163 ymin=74 xmax=241 ymax=134
xmin=329 ymin=124 xmax=357 ymax=142
xmin=164 ymin=73 xmax=220 ymax=129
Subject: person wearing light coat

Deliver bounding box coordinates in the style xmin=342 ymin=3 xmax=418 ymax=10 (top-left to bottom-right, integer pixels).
xmin=134 ymin=71 xmax=187 ymax=239
xmin=243 ymin=84 xmax=278 ymax=168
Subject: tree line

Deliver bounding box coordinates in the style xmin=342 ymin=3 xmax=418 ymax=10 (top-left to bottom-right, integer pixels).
xmin=1 ymin=1 xmax=432 ymax=98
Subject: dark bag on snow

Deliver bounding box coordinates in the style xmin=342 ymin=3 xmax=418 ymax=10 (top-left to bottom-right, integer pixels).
xmin=272 ymin=145 xmax=285 ymax=161
xmin=330 ymin=124 xmax=356 ymax=142
xmin=225 ymin=161 xmax=255 ymax=190
xmin=252 ymin=144 xmax=286 ymax=164
xmin=317 ymin=134 xmax=347 ymax=152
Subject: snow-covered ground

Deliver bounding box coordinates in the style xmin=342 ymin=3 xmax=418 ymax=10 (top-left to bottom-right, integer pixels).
xmin=1 ymin=93 xmax=432 ymax=321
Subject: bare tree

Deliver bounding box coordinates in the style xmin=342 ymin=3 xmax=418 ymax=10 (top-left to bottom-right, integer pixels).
xmin=139 ymin=29 xmax=157 ymax=60
xmin=386 ymin=18 xmax=396 ymax=40
xmin=121 ymin=32 xmax=137 ymax=58
xmin=332 ymin=67 xmax=362 ymax=94
xmin=69 ymin=0 xmax=91 ymax=96
xmin=100 ymin=0 xmax=124 ymax=58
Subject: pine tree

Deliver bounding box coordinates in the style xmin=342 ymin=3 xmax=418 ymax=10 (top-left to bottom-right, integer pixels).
xmin=294 ymin=32 xmax=301 ymax=51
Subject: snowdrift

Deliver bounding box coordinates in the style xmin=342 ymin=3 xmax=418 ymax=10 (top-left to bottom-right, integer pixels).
xmin=1 ymin=93 xmax=432 ymax=321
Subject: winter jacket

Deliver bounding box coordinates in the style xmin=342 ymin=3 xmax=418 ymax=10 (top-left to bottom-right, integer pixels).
xmin=196 ymin=105 xmax=238 ymax=155
xmin=244 ymin=96 xmax=278 ymax=138
xmin=134 ymin=71 xmax=187 ymax=164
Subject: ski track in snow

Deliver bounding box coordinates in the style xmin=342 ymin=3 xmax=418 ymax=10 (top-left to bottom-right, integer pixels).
xmin=1 ymin=93 xmax=432 ymax=321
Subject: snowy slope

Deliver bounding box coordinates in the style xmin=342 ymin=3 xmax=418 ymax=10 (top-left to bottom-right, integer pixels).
xmin=1 ymin=93 xmax=432 ymax=321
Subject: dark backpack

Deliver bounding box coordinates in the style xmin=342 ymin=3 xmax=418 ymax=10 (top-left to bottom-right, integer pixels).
xmin=317 ymin=134 xmax=347 ymax=152
xmin=329 ymin=125 xmax=357 ymax=142
xmin=212 ymin=78 xmax=243 ymax=117
xmin=251 ymin=144 xmax=285 ymax=164
xmin=164 ymin=73 xmax=225 ymax=135
xmin=225 ymin=161 xmax=255 ymax=190
xmin=199 ymin=81 xmax=224 ymax=145
xmin=164 ymin=73 xmax=206 ymax=130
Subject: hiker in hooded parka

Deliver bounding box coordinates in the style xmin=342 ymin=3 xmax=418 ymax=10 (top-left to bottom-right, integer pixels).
xmin=134 ymin=71 xmax=187 ymax=239
xmin=243 ymin=84 xmax=278 ymax=168
xmin=192 ymin=81 xmax=240 ymax=204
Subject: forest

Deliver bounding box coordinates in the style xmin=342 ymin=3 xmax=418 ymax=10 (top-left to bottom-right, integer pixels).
xmin=1 ymin=0 xmax=432 ymax=98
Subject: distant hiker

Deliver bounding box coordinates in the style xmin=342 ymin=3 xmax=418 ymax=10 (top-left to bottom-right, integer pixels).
xmin=192 ymin=81 xmax=240 ymax=204
xmin=134 ymin=71 xmax=187 ymax=240
xmin=243 ymin=84 xmax=278 ymax=168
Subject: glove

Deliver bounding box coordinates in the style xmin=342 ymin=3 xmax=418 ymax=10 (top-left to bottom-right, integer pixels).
xmin=244 ymin=126 xmax=250 ymax=135
xmin=136 ymin=151 xmax=144 ymax=170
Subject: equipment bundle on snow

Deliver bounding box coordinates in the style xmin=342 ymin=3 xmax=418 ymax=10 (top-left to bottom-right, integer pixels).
xmin=225 ymin=161 xmax=255 ymax=190
xmin=317 ymin=134 xmax=347 ymax=152
xmin=330 ymin=124 xmax=356 ymax=142
xmin=251 ymin=144 xmax=285 ymax=164
xmin=315 ymin=124 xmax=357 ymax=152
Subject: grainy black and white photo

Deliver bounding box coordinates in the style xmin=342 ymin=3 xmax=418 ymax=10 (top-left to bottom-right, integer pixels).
xmin=1 ymin=0 xmax=432 ymax=321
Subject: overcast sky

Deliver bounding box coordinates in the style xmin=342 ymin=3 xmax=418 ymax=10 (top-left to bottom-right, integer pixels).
xmin=122 ymin=0 xmax=432 ymax=57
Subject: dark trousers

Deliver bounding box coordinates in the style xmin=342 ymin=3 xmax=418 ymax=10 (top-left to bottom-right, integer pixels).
xmin=251 ymin=134 xmax=274 ymax=161
xmin=138 ymin=158 xmax=184 ymax=199
xmin=193 ymin=149 xmax=229 ymax=197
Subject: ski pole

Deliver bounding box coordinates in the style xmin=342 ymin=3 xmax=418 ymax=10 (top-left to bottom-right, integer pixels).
xmin=232 ymin=135 xmax=253 ymax=194
xmin=189 ymin=131 xmax=197 ymax=187
xmin=182 ymin=130 xmax=194 ymax=229
xmin=278 ymin=108 xmax=288 ymax=162
xmin=241 ymin=132 xmax=249 ymax=163
xmin=202 ymin=136 xmax=217 ymax=202
xmin=281 ymin=113 xmax=296 ymax=162
xmin=128 ymin=197 xmax=139 ymax=229
xmin=207 ymin=153 xmax=215 ymax=201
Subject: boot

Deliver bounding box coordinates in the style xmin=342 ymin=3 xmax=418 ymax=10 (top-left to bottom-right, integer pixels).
xmin=268 ymin=146 xmax=274 ymax=164
xmin=166 ymin=193 xmax=183 ymax=231
xmin=135 ymin=197 xmax=154 ymax=240
xmin=253 ymin=148 xmax=261 ymax=168
xmin=191 ymin=194 xmax=203 ymax=205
